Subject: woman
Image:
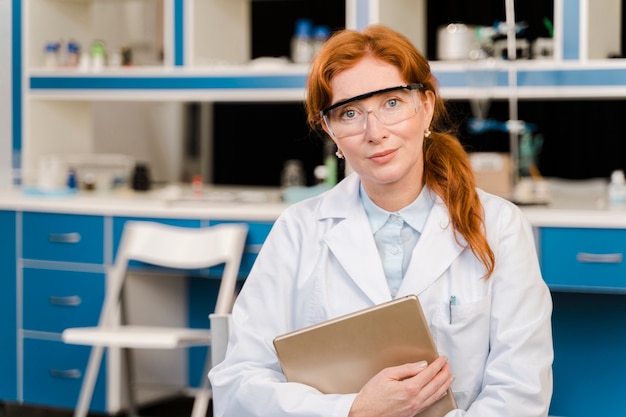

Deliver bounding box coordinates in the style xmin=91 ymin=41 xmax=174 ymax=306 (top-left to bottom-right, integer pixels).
xmin=209 ymin=25 xmax=553 ymax=417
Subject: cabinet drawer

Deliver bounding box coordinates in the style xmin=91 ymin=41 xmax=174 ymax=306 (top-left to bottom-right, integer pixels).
xmin=23 ymin=338 xmax=106 ymax=412
xmin=23 ymin=269 xmax=104 ymax=333
xmin=540 ymin=227 xmax=626 ymax=291
xmin=22 ymin=212 xmax=105 ymax=264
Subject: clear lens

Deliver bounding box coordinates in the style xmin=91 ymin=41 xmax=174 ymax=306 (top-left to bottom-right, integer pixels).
xmin=324 ymin=87 xmax=419 ymax=138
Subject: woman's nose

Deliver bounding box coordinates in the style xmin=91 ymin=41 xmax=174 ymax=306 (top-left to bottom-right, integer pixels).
xmin=362 ymin=110 xmax=387 ymax=140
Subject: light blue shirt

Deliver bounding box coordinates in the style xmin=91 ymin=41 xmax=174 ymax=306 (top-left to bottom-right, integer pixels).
xmin=360 ymin=183 xmax=435 ymax=297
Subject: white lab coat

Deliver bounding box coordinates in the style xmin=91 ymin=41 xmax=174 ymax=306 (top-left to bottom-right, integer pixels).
xmin=209 ymin=173 xmax=553 ymax=417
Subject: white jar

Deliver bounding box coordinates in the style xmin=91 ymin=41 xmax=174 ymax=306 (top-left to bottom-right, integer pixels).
xmin=608 ymin=170 xmax=626 ymax=206
xmin=291 ymin=19 xmax=313 ymax=64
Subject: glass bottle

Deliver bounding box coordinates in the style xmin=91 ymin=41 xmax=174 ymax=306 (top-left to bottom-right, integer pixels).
xmin=291 ymin=19 xmax=313 ymax=64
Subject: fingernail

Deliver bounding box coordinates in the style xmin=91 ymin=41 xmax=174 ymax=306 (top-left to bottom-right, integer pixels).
xmin=416 ymin=360 xmax=428 ymax=368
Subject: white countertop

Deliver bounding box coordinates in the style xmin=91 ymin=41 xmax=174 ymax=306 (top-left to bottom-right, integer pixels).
xmin=520 ymin=178 xmax=626 ymax=228
xmin=0 ymin=185 xmax=289 ymax=221
xmin=1 ymin=179 xmax=626 ymax=228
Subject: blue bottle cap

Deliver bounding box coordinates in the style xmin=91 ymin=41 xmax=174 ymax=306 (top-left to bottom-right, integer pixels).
xmin=45 ymin=42 xmax=61 ymax=52
xmin=294 ymin=19 xmax=313 ymax=37
xmin=313 ymin=25 xmax=330 ymax=40
xmin=67 ymin=40 xmax=81 ymax=54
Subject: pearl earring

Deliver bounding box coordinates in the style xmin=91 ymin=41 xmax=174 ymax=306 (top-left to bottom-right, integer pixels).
xmin=335 ymin=149 xmax=345 ymax=159
xmin=424 ymin=129 xmax=432 ymax=138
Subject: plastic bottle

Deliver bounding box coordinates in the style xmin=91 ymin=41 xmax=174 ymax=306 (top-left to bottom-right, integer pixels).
xmin=608 ymin=170 xmax=626 ymax=206
xmin=312 ymin=25 xmax=331 ymax=57
xmin=281 ymin=160 xmax=306 ymax=189
xmin=65 ymin=40 xmax=81 ymax=67
xmin=291 ymin=19 xmax=313 ymax=64
xmin=90 ymin=40 xmax=106 ymax=71
xmin=44 ymin=41 xmax=61 ymax=68
xmin=66 ymin=168 xmax=78 ymax=190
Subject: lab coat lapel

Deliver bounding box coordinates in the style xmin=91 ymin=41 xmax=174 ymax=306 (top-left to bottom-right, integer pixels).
xmin=320 ymin=175 xmax=390 ymax=305
xmin=325 ymin=213 xmax=391 ymax=304
xmin=400 ymin=198 xmax=466 ymax=296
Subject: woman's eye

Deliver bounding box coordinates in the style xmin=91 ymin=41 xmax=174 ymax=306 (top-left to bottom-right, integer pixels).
xmin=386 ymin=98 xmax=400 ymax=108
xmin=341 ymin=108 xmax=358 ymax=120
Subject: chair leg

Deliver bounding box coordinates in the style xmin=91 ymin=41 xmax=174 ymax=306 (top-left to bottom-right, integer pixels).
xmin=74 ymin=345 xmax=105 ymax=417
xmin=123 ymin=347 xmax=140 ymax=417
xmin=190 ymin=351 xmax=212 ymax=417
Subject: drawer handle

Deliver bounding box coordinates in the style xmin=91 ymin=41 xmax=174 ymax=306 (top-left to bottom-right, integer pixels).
xmin=49 ymin=295 xmax=82 ymax=306
xmin=48 ymin=232 xmax=81 ymax=244
xmin=49 ymin=369 xmax=82 ymax=379
xmin=576 ymin=252 xmax=623 ymax=264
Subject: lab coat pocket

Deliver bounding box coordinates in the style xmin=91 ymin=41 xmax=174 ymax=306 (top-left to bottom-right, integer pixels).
xmin=433 ymin=295 xmax=491 ymax=397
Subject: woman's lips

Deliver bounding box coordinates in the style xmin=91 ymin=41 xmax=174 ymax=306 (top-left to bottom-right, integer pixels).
xmin=369 ymin=149 xmax=396 ymax=163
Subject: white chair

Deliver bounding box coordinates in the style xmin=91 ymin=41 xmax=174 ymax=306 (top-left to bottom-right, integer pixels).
xmin=62 ymin=221 xmax=248 ymax=417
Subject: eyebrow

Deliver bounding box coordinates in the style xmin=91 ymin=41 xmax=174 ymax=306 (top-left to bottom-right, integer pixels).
xmin=320 ymin=83 xmax=423 ymax=117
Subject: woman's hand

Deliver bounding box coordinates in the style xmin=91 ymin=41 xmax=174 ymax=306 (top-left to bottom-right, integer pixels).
xmin=348 ymin=356 xmax=454 ymax=417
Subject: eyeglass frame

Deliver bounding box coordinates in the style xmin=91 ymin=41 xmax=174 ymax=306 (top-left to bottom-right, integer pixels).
xmin=320 ymin=83 xmax=424 ymax=118
xmin=319 ymin=83 xmax=425 ymax=138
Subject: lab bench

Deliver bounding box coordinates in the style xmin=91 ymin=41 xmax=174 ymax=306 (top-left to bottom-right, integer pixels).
xmin=2 ymin=187 xmax=626 ymax=416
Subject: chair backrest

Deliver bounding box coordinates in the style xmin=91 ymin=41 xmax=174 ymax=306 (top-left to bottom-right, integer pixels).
xmin=101 ymin=221 xmax=248 ymax=326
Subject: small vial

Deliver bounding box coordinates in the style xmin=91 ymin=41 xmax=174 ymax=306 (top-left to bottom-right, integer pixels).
xmin=65 ymin=40 xmax=80 ymax=67
xmin=66 ymin=168 xmax=77 ymax=190
xmin=44 ymin=41 xmax=61 ymax=68
xmin=192 ymin=174 xmax=203 ymax=197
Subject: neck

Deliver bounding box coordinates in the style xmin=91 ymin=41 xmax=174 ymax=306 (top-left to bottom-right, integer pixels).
xmin=363 ymin=180 xmax=424 ymax=212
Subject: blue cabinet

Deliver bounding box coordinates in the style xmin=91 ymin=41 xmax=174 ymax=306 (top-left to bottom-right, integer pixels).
xmin=20 ymin=211 xmax=108 ymax=411
xmin=23 ymin=269 xmax=104 ymax=334
xmin=541 ymin=227 xmax=626 ymax=293
xmin=22 ymin=212 xmax=106 ymax=264
xmin=548 ymin=292 xmax=626 ymax=417
xmin=539 ymin=227 xmax=626 ymax=417
xmin=10 ymin=212 xmax=273 ymax=412
xmin=0 ymin=210 xmax=17 ymax=401
xmin=23 ymin=339 xmax=106 ymax=410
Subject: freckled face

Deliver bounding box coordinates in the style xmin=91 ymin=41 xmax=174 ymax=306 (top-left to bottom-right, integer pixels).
xmin=326 ymin=56 xmax=434 ymax=194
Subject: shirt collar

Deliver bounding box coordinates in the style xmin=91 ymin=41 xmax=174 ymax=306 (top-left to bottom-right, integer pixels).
xmin=360 ymin=182 xmax=435 ymax=234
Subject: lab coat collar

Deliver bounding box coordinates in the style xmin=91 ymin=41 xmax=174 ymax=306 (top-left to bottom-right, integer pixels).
xmin=319 ymin=174 xmax=466 ymax=304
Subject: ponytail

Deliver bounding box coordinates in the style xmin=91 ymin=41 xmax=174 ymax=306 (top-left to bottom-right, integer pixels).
xmin=423 ymin=132 xmax=495 ymax=278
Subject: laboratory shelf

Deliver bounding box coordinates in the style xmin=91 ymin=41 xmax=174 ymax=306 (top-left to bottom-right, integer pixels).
xmin=26 ymin=65 xmax=311 ymax=102
xmin=27 ymin=60 xmax=626 ymax=101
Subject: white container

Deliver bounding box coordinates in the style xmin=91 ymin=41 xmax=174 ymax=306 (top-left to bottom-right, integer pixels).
xmin=436 ymin=23 xmax=478 ymax=61
xmin=291 ymin=19 xmax=313 ymax=64
xmin=608 ymin=170 xmax=626 ymax=206
xmin=312 ymin=25 xmax=331 ymax=57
